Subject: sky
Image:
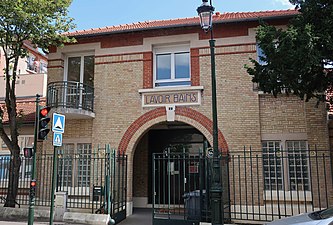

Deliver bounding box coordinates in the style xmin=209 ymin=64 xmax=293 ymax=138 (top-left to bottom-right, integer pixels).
xmin=68 ymin=0 xmax=294 ymax=31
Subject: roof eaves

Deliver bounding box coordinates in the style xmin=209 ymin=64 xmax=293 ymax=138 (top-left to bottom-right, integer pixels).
xmin=214 ymin=13 xmax=296 ymax=24
xmin=68 ymin=12 xmax=297 ymax=39
xmin=67 ymin=22 xmax=200 ymax=38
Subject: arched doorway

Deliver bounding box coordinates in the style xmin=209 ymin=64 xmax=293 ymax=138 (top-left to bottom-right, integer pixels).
xmin=118 ymin=107 xmax=229 ymax=223
xmin=132 ymin=121 xmax=208 ymax=208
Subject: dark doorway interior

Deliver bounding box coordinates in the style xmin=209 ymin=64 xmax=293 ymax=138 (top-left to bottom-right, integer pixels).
xmin=147 ymin=123 xmax=206 ymax=204
xmin=132 ymin=122 xmax=208 ymax=206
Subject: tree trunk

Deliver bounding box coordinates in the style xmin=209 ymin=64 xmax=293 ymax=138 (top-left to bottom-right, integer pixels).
xmin=4 ymin=149 xmax=21 ymax=207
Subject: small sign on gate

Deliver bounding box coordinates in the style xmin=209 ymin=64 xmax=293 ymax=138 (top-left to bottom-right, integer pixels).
xmin=189 ymin=162 xmax=199 ymax=174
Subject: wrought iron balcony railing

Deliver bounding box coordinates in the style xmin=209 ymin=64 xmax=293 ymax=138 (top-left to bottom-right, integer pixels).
xmin=47 ymin=81 xmax=94 ymax=112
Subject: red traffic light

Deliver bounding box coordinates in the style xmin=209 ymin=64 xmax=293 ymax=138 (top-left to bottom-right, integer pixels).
xmin=38 ymin=106 xmax=51 ymax=141
xmin=40 ymin=106 xmax=50 ymax=117
xmin=30 ymin=180 xmax=37 ymax=187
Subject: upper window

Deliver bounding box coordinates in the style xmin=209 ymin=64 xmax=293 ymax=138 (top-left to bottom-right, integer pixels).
xmin=39 ymin=60 xmax=48 ymax=73
xmin=256 ymin=43 xmax=267 ymax=65
xmin=65 ymin=54 xmax=94 ymax=87
xmin=154 ymin=45 xmax=190 ymax=88
xmin=26 ymin=55 xmax=37 ymax=72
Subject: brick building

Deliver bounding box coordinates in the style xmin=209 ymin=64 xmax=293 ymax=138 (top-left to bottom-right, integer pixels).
xmin=46 ymin=9 xmax=332 ymax=223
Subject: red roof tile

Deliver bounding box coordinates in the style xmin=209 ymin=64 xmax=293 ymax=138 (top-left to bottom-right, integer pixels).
xmin=64 ymin=9 xmax=298 ymax=38
xmin=1 ymin=98 xmax=46 ymax=124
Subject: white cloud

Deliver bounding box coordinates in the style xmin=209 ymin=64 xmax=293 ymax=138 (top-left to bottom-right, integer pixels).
xmin=274 ymin=0 xmax=294 ymax=7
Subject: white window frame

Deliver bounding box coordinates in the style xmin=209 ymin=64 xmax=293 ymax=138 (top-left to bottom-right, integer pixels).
xmin=57 ymin=142 xmax=92 ymax=195
xmin=153 ymin=44 xmax=191 ymax=88
xmin=64 ymin=52 xmax=94 ymax=83
xmin=1 ymin=135 xmax=34 ymax=154
xmin=262 ymin=140 xmax=310 ymax=190
xmin=64 ymin=53 xmax=94 ymax=108
xmin=262 ymin=139 xmax=312 ymax=202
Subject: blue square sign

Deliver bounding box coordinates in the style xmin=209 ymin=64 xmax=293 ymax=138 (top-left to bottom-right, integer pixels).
xmin=52 ymin=113 xmax=65 ymax=133
xmin=53 ymin=132 xmax=63 ymax=147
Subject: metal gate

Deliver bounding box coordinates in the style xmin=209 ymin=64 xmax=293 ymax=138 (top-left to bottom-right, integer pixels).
xmin=56 ymin=145 xmax=127 ymax=224
xmin=152 ymin=150 xmax=230 ymax=225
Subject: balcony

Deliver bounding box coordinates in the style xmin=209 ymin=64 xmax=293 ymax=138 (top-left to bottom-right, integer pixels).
xmin=47 ymin=81 xmax=95 ymax=119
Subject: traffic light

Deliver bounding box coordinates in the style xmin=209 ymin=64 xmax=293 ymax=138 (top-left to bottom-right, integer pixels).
xmin=23 ymin=147 xmax=34 ymax=158
xmin=30 ymin=179 xmax=37 ymax=199
xmin=38 ymin=106 xmax=51 ymax=140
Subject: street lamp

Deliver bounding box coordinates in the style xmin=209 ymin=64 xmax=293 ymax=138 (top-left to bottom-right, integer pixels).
xmin=197 ymin=1 xmax=223 ymax=225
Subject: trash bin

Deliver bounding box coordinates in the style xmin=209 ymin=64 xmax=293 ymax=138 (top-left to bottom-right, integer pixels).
xmin=184 ymin=190 xmax=205 ymax=220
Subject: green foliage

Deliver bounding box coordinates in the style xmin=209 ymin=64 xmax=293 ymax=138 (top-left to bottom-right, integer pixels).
xmin=0 ymin=0 xmax=76 ymax=207
xmin=0 ymin=0 xmax=76 ymax=57
xmin=246 ymin=0 xmax=333 ymax=102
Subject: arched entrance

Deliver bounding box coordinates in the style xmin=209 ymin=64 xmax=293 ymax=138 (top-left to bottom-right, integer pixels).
xmin=118 ymin=107 xmax=229 ymax=220
xmin=132 ymin=121 xmax=208 ymax=208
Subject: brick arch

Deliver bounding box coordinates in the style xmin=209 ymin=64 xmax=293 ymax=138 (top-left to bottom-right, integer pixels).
xmin=176 ymin=107 xmax=228 ymax=152
xmin=118 ymin=107 xmax=229 ymax=154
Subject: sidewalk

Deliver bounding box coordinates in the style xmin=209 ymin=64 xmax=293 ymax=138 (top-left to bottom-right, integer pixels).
xmin=118 ymin=208 xmax=151 ymax=225
xmin=0 ymin=208 xmax=152 ymax=225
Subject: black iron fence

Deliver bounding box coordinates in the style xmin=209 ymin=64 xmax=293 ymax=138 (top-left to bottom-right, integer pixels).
xmin=47 ymin=81 xmax=94 ymax=112
xmin=0 ymin=146 xmax=331 ymax=224
xmin=152 ymin=151 xmax=230 ymax=225
xmin=0 ymin=154 xmax=54 ymax=207
xmin=152 ymin=147 xmax=333 ymax=224
xmin=0 ymin=147 xmax=127 ymax=223
xmin=55 ymin=147 xmax=127 ymax=223
xmin=0 ymin=156 xmax=31 ymax=207
xmin=229 ymin=147 xmax=333 ymax=223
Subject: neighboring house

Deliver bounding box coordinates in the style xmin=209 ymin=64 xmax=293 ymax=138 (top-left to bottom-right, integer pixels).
xmin=0 ymin=40 xmax=48 ymax=154
xmin=0 ymin=41 xmax=48 ymax=76
xmin=42 ymin=9 xmax=332 ymax=224
xmin=0 ymin=42 xmax=48 ymax=204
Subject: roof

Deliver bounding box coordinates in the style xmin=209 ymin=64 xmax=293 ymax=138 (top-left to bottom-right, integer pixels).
xmin=23 ymin=40 xmax=48 ymax=61
xmin=64 ymin=9 xmax=299 ymax=38
xmin=1 ymin=98 xmax=46 ymax=125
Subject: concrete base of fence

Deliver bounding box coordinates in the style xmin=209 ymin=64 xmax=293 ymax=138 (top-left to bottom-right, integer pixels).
xmin=127 ymin=201 xmax=133 ymax=216
xmin=54 ymin=192 xmax=67 ymax=221
xmin=63 ymin=212 xmax=114 ymax=225
xmin=0 ymin=206 xmax=49 ymax=220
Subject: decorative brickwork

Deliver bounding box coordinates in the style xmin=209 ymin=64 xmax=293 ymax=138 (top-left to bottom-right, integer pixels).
xmin=143 ymin=52 xmax=153 ymax=88
xmin=118 ymin=107 xmax=228 ymax=154
xmin=190 ymin=48 xmax=200 ymax=86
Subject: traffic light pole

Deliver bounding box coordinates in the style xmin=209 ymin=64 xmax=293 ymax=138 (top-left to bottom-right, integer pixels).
xmin=49 ymin=146 xmax=58 ymax=225
xmin=28 ymin=94 xmax=40 ymax=225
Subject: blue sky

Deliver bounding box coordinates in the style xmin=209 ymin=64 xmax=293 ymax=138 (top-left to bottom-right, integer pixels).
xmin=68 ymin=0 xmax=294 ymax=31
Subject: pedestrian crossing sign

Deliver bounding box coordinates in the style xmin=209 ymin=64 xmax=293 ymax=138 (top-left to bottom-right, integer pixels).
xmin=52 ymin=113 xmax=65 ymax=133
xmin=53 ymin=132 xmax=63 ymax=147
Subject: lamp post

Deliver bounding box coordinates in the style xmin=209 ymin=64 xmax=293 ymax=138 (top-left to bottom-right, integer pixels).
xmin=197 ymin=1 xmax=223 ymax=224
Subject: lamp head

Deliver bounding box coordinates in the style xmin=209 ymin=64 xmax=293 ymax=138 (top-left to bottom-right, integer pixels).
xmin=197 ymin=0 xmax=215 ymax=32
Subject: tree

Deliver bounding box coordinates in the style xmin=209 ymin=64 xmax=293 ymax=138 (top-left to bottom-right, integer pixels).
xmin=0 ymin=0 xmax=75 ymax=207
xmin=246 ymin=0 xmax=333 ymax=103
